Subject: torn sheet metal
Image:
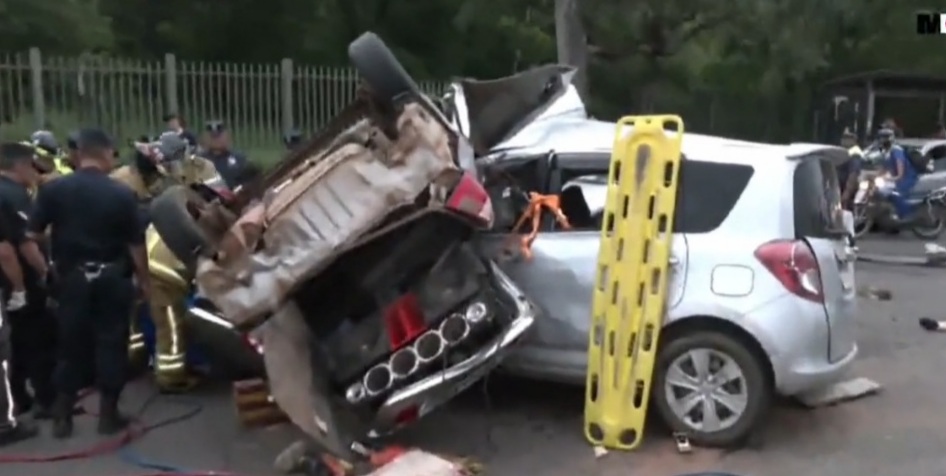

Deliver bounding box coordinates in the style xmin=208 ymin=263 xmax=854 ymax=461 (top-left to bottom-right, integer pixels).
xmin=261 ymin=301 xmax=365 ymax=461
xmin=195 ymin=104 xmax=459 ymax=326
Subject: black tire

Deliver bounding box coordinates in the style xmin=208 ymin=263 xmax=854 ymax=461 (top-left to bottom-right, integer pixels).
xmin=348 ymin=32 xmax=419 ymax=105
xmin=150 ymin=185 xmax=214 ymax=270
xmin=652 ymin=331 xmax=772 ymax=448
xmin=852 ymin=204 xmax=873 ymax=239
xmin=912 ymin=203 xmax=946 ymax=240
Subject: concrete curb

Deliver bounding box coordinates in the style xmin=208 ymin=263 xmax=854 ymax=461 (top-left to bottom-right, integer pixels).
xmin=857 ymin=253 xmax=946 ymax=267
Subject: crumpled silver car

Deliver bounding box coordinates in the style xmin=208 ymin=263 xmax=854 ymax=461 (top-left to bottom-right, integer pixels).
xmin=445 ymin=67 xmax=857 ymax=447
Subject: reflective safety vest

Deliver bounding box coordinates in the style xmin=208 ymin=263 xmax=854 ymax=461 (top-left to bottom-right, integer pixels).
xmin=53 ymin=157 xmax=73 ymax=175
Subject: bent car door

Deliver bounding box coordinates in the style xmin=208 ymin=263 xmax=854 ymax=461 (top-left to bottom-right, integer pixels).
xmin=791 ymin=152 xmax=857 ymax=363
xmin=482 ymin=154 xmax=688 ymax=352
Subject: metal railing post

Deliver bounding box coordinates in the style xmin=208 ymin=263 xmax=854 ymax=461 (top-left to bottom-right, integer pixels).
xmin=164 ymin=53 xmax=178 ymax=115
xmin=280 ymin=58 xmax=294 ymax=134
xmin=28 ymin=48 xmax=45 ymax=129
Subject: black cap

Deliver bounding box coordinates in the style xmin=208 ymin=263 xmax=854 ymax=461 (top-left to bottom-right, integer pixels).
xmin=163 ymin=112 xmax=180 ymax=122
xmin=205 ymin=120 xmax=227 ymax=135
xmin=75 ymin=128 xmax=115 ymax=150
xmin=0 ymin=142 xmax=37 ymax=170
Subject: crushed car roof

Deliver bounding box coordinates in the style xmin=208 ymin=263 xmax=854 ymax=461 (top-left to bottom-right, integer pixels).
xmin=489 ymin=116 xmax=844 ymax=166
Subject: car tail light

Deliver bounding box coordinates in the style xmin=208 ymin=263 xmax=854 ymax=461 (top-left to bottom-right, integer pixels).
xmin=446 ymin=172 xmax=493 ymax=228
xmin=383 ymin=293 xmax=426 ymax=349
xmin=754 ymin=239 xmax=824 ymax=303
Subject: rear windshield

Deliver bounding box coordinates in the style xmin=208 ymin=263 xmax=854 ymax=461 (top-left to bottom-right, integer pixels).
xmin=793 ymin=158 xmax=846 ymax=238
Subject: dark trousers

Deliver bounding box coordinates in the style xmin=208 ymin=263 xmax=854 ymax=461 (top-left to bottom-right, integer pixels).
xmin=54 ymin=265 xmax=135 ymax=398
xmin=0 ymin=305 xmax=16 ymax=430
xmin=9 ymin=286 xmax=56 ymax=410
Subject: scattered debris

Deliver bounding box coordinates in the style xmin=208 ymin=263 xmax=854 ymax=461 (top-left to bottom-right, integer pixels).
xmin=673 ymin=432 xmax=692 ymax=454
xmin=918 ymin=317 xmax=946 ymax=332
xmin=367 ymin=450 xmax=469 ymax=476
xmin=795 ymin=377 xmax=883 ymax=408
xmin=856 ymin=253 xmax=946 ymax=267
xmin=274 ymin=440 xmax=311 ymax=474
xmin=924 ymin=242 xmax=946 ymax=261
xmin=857 ymin=285 xmax=892 ymax=301
xmin=592 ymin=446 xmax=608 ymax=458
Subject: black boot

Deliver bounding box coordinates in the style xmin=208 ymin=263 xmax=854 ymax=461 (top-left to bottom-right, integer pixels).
xmin=51 ymin=394 xmax=75 ymax=439
xmin=0 ymin=421 xmax=39 ymax=446
xmin=97 ymin=393 xmax=130 ymax=435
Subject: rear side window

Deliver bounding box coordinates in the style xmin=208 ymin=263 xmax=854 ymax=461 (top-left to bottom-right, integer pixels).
xmin=793 ymin=158 xmax=845 ymax=238
xmin=674 ymin=161 xmax=754 ymax=233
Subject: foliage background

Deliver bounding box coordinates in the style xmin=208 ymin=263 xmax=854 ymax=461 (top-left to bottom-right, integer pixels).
xmin=0 ymin=0 xmax=943 ymax=150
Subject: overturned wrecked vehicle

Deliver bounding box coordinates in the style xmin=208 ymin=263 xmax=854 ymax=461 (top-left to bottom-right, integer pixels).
xmin=148 ymin=32 xmax=535 ymax=458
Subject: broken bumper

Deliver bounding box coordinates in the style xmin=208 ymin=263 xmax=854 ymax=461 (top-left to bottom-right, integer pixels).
xmin=370 ymin=261 xmax=536 ymax=434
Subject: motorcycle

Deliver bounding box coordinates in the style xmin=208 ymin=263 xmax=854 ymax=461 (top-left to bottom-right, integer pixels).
xmin=853 ymin=175 xmax=946 ymax=239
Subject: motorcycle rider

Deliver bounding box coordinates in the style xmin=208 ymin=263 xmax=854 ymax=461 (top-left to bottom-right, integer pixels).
xmin=114 ymin=133 xmax=219 ymax=392
xmin=198 ymin=120 xmax=247 ymax=189
xmin=878 ymin=127 xmax=919 ymax=222
xmin=838 ymin=129 xmax=863 ymax=210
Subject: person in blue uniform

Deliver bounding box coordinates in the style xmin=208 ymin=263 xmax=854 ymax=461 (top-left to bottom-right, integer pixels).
xmin=0 ymin=159 xmax=38 ymax=446
xmin=198 ymin=120 xmax=247 ymax=188
xmin=878 ymin=128 xmax=919 ymax=221
xmin=26 ymin=128 xmax=150 ymax=439
xmin=0 ymin=143 xmax=55 ymax=419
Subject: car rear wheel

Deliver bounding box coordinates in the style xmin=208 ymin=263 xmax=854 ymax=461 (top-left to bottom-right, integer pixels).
xmin=348 ymin=32 xmax=419 ymax=107
xmin=652 ymin=331 xmax=772 ymax=448
xmin=150 ymin=185 xmax=215 ymax=271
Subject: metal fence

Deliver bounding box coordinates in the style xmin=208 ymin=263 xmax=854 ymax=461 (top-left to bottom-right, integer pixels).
xmin=0 ymin=48 xmax=446 ymax=152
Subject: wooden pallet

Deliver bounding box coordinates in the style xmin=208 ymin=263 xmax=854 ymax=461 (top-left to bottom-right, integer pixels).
xmin=233 ymin=378 xmax=289 ymax=428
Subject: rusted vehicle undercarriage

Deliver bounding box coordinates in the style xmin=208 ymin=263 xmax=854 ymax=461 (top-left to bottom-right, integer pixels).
xmin=149 ymin=32 xmax=536 ymax=466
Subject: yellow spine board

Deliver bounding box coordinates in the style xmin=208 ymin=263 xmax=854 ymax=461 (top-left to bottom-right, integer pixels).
xmin=583 ymin=115 xmax=684 ymax=450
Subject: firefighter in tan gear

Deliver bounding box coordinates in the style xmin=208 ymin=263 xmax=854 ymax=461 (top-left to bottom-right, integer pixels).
xmin=112 ymin=132 xmax=218 ymax=392
xmin=22 ymin=131 xmax=73 ymax=185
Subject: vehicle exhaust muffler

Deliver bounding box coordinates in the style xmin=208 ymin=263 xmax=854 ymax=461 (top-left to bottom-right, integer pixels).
xmin=389 ymin=348 xmax=419 ymax=379
xmin=439 ymin=314 xmax=470 ymax=345
xmin=414 ymin=332 xmax=445 ymax=363
xmin=363 ymin=364 xmax=394 ymax=396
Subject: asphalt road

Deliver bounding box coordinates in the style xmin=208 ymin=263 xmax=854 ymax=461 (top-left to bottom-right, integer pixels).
xmin=3 ymin=234 xmax=946 ymax=476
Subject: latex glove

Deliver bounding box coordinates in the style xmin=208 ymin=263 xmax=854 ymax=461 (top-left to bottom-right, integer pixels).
xmin=7 ymin=290 xmax=26 ymax=311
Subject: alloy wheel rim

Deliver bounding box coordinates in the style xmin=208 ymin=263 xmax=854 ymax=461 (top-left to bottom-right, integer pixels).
xmin=664 ymin=348 xmax=749 ymax=432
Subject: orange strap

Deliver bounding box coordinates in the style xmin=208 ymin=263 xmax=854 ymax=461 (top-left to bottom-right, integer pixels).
xmin=507 ymin=192 xmax=571 ymax=260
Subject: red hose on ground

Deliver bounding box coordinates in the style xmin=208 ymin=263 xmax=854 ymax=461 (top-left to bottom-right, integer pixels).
xmin=0 ymin=388 xmax=254 ymax=476
xmin=0 ymin=389 xmax=145 ymax=463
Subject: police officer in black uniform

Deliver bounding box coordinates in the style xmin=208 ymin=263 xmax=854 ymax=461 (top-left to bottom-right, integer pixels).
xmin=0 ymin=149 xmax=39 ymax=446
xmin=0 ymin=143 xmax=55 ymax=419
xmin=27 ymin=128 xmax=150 ymax=439
xmin=198 ymin=120 xmax=247 ymax=188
